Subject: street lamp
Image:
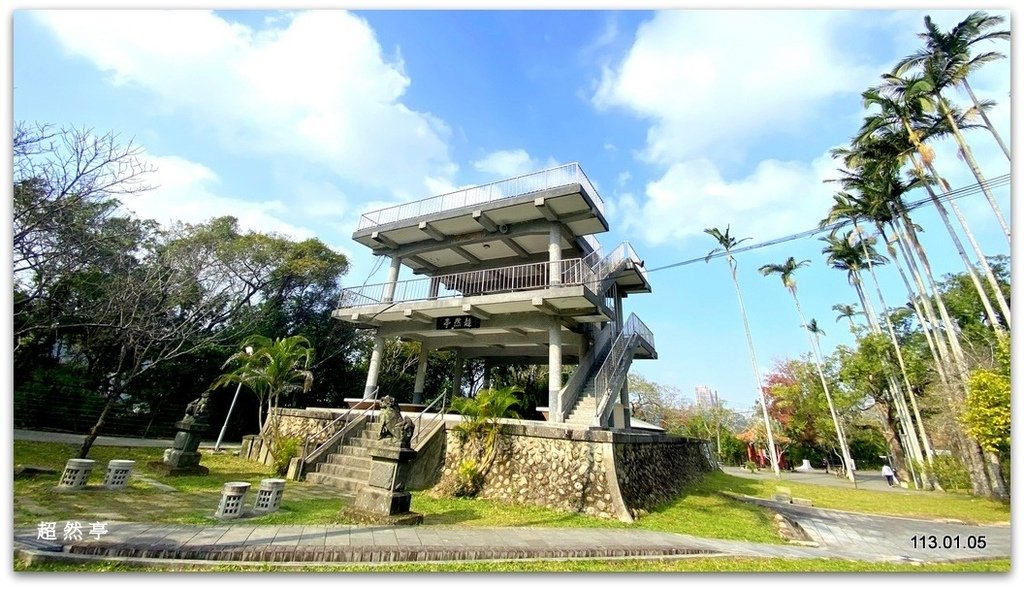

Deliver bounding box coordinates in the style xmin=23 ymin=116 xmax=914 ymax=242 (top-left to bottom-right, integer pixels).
xmin=214 ymin=345 xmax=253 ymax=452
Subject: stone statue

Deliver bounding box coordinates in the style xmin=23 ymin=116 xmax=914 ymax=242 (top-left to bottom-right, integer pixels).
xmin=183 ymin=391 xmax=212 ymax=424
xmin=376 ymin=395 xmax=415 ymax=449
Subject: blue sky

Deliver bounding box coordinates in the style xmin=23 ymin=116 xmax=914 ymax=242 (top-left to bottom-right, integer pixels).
xmin=9 ymin=5 xmax=1014 ymax=415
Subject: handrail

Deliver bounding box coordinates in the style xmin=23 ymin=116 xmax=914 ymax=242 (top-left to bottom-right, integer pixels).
xmin=626 ymin=312 xmax=655 ymax=350
xmin=556 ymin=323 xmax=615 ymax=421
xmin=557 ymin=347 xmax=598 ymax=421
xmin=357 ymin=162 xmax=604 ymax=230
xmin=338 ymin=252 xmax=605 ymax=309
xmin=302 ymin=387 xmax=380 ymax=468
xmin=594 ymin=333 xmax=638 ymax=426
xmin=592 ymin=326 xmax=634 ymax=420
xmin=411 ymin=391 xmax=448 ymax=449
xmin=597 ymin=241 xmax=648 ymax=289
xmin=592 ymin=313 xmax=653 ymax=425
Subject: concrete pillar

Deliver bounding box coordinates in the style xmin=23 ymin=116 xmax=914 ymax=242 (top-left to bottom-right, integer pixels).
xmin=412 ymin=343 xmax=430 ymax=404
xmin=364 ymin=336 xmax=386 ymax=396
xmin=548 ymin=317 xmax=562 ymax=422
xmin=383 ymin=256 xmax=402 ymax=302
xmin=619 ymin=380 xmax=631 ymax=430
xmin=548 ymin=224 xmax=562 ymax=286
xmin=483 ymin=358 xmax=493 ymax=390
xmin=613 ymin=284 xmax=624 ymax=334
xmin=452 ymin=351 xmax=463 ymax=397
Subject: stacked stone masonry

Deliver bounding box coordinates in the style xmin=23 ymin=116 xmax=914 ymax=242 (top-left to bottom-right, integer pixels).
xmin=251 ymin=409 xmax=716 ymax=521
xmin=438 ymin=421 xmax=716 ymax=521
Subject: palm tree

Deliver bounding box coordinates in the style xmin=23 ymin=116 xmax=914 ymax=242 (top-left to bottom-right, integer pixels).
xmin=213 ymin=334 xmax=314 ymax=466
xmin=847 ymin=227 xmax=940 ymax=490
xmin=447 ymin=384 xmax=522 ymax=496
xmin=828 ymin=145 xmax=998 ymax=498
xmin=820 ymin=231 xmax=883 ymax=332
xmin=760 ymin=257 xmax=856 ymax=483
xmin=864 ymin=74 xmax=1010 ymax=329
xmin=705 ymin=226 xmax=780 ymax=477
xmin=820 ymin=229 xmax=928 ymax=487
xmin=897 ymin=12 xmax=1010 ymax=160
xmin=900 ymin=40 xmax=1010 ymax=243
xmin=832 ymin=303 xmax=861 ymax=332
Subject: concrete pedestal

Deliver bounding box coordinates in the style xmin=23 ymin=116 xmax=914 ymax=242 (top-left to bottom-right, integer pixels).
xmin=344 ymin=444 xmax=423 ymax=525
xmin=149 ymin=419 xmax=210 ymax=476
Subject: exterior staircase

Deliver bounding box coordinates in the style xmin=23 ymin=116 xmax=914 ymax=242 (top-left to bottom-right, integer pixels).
xmin=304 ymin=419 xmax=374 ymax=494
xmin=562 ymin=313 xmax=655 ymax=428
xmin=564 ymin=346 xmax=610 ymax=426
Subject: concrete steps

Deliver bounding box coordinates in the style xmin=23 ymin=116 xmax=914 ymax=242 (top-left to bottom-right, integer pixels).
xmin=307 ymin=420 xmax=376 ymax=492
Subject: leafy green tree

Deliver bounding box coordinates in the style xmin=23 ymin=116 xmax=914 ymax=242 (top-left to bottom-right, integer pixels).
xmin=962 ymin=333 xmax=1009 ymax=489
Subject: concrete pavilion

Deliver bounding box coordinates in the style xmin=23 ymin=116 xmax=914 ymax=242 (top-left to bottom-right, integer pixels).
xmin=333 ymin=163 xmax=656 ymax=428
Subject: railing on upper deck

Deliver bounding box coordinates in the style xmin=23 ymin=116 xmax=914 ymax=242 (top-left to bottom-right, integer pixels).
xmin=338 ymin=250 xmax=604 ymax=309
xmin=357 ymin=162 xmax=604 ymax=230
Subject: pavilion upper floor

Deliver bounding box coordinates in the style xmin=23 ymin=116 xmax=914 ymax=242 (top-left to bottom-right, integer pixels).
xmin=351 ymin=162 xmax=608 ymax=277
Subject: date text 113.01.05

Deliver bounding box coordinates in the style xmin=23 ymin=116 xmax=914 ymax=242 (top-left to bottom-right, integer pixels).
xmin=911 ymin=535 xmax=986 ymax=550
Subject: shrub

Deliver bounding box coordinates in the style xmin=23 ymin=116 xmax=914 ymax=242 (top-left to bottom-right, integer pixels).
xmin=925 ymin=454 xmax=971 ymax=492
xmin=272 ymin=436 xmax=302 ymax=476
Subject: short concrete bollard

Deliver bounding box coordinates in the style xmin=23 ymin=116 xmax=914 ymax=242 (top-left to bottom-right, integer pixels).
xmin=252 ymin=478 xmax=286 ymax=514
xmin=58 ymin=459 xmax=96 ymax=489
xmin=103 ymin=460 xmax=136 ymax=490
xmin=214 ymin=482 xmax=251 ymax=519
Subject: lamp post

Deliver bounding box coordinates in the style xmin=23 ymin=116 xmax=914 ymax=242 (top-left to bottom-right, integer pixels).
xmin=214 ymin=345 xmax=253 ymax=452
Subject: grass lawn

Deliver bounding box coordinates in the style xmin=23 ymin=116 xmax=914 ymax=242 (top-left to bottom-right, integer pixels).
xmin=14 ymin=557 xmax=1011 ymax=573
xmin=13 ymin=440 xmax=1010 ymax=573
xmin=712 ymin=471 xmax=1011 ymax=525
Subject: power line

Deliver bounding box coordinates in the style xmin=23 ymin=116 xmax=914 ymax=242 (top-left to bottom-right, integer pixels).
xmin=646 ymin=173 xmax=1011 ymax=273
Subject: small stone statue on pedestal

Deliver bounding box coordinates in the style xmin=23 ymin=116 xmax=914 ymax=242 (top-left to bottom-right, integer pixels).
xmin=150 ymin=391 xmax=212 ymax=476
xmin=377 ymin=395 xmax=415 ymax=450
xmin=344 ymin=396 xmax=423 ymax=525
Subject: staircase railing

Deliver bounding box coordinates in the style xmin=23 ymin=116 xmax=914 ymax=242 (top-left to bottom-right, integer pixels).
xmin=410 ymin=391 xmax=449 ymax=450
xmin=557 ymin=324 xmax=612 ymax=421
xmin=302 ymin=387 xmax=380 ymax=474
xmin=596 ymin=241 xmax=647 ymax=292
xmin=592 ymin=313 xmax=652 ymax=426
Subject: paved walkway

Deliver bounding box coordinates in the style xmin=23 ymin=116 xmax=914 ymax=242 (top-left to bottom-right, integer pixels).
xmin=14 ymin=510 xmax=1009 ymax=567
xmin=13 ymin=430 xmax=1011 ymax=568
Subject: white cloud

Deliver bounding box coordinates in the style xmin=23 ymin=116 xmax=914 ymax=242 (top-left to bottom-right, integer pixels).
xmin=472 ymin=149 xmax=557 ymax=178
xmin=35 ymin=10 xmax=455 ymax=198
xmin=121 ymin=155 xmax=317 ymax=240
xmin=620 ymin=151 xmax=839 ymax=247
xmin=593 ymin=11 xmax=878 ymax=165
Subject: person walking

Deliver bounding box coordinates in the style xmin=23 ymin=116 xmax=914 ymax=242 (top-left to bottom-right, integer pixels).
xmin=882 ymin=464 xmax=896 ymax=487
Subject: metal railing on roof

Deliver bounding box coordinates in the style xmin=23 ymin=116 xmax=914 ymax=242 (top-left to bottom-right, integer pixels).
xmin=357 ymin=162 xmax=604 ymax=230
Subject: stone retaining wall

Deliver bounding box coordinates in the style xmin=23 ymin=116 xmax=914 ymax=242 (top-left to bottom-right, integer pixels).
xmin=246 ymin=409 xmax=716 ymax=521
xmin=268 ymin=407 xmax=347 ymax=443
xmin=439 ymin=420 xmax=716 ymax=521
